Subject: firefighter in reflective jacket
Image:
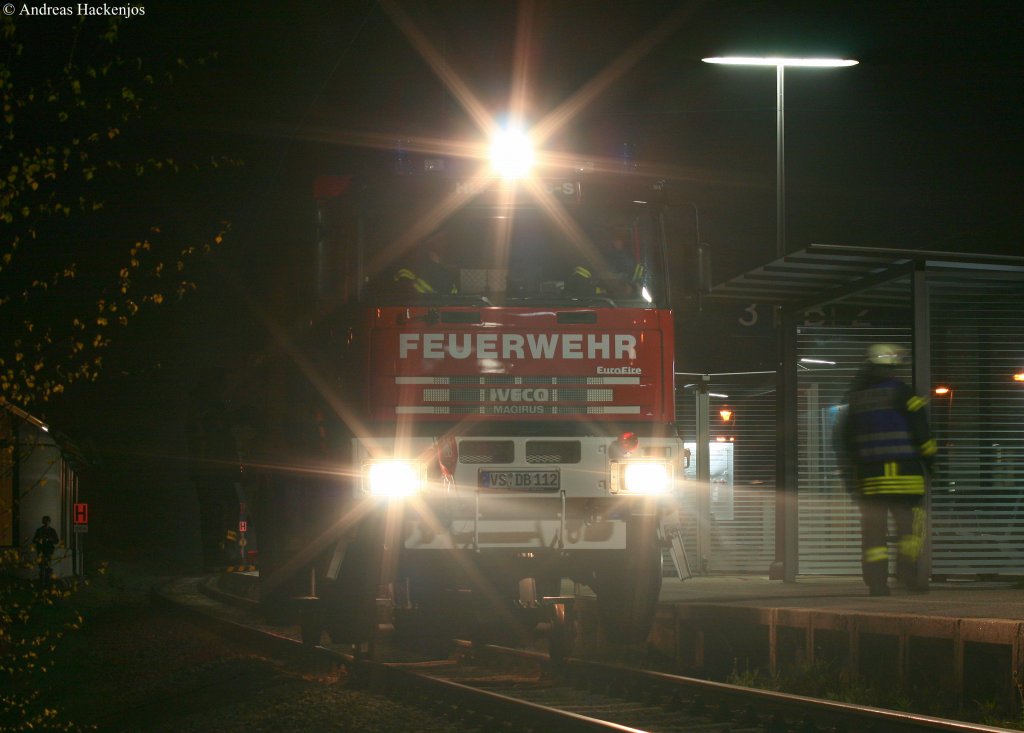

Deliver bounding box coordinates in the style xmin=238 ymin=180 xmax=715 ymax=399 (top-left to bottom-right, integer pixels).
xmin=838 ymin=344 xmax=938 ymax=596
xmin=566 ymin=263 xmax=598 ymax=296
xmin=567 ymin=228 xmax=644 ymax=297
xmin=394 ymin=244 xmax=457 ymax=295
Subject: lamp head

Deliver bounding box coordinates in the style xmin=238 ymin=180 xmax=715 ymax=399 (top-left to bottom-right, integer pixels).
xmin=703 ymin=56 xmax=858 ymax=67
xmin=867 ymin=343 xmax=905 ymax=366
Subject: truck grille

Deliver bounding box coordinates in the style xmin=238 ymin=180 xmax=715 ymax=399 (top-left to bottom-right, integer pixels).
xmin=456 ymin=439 xmax=583 ymax=464
xmin=526 ymin=440 xmax=581 ymax=464
xmin=459 ymin=440 xmax=515 ymax=464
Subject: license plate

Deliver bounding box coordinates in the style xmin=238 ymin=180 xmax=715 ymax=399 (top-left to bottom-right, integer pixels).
xmin=478 ymin=469 xmax=561 ymax=492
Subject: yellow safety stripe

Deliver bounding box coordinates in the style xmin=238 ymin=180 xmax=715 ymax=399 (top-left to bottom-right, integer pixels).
xmin=919 ymin=438 xmax=937 ymax=457
xmin=906 ymin=395 xmax=928 ymax=412
xmin=862 ymin=463 xmax=926 ymax=494
xmin=899 ymin=534 xmax=923 ymax=559
xmin=574 ymin=266 xmax=592 ymax=278
xmin=861 ymin=476 xmax=926 ymax=494
xmin=912 ymin=506 xmax=926 ymax=536
xmin=863 ymin=546 xmax=888 ymax=563
xmin=394 ymin=268 xmax=435 ymax=293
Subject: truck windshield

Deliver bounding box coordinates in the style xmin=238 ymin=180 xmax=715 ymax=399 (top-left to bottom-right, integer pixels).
xmin=365 ymin=186 xmax=667 ymax=309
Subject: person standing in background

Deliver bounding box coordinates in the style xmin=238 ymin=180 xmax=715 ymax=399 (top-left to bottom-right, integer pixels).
xmin=837 ymin=344 xmax=937 ymax=596
xmin=32 ymin=515 xmax=59 ymax=585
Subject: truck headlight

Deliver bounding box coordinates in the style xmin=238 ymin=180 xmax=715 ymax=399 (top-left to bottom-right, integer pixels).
xmin=490 ymin=123 xmax=534 ymax=180
xmin=610 ymin=460 xmax=673 ymax=495
xmin=362 ymin=460 xmax=425 ymax=498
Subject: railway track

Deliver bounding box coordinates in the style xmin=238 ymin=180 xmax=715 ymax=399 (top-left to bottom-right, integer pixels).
xmin=156 ymin=577 xmax=1019 ymax=733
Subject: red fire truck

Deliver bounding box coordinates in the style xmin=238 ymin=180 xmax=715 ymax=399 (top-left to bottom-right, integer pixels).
xmin=251 ymin=148 xmax=689 ymax=649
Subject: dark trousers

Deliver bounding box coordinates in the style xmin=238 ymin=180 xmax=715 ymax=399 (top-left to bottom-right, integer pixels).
xmin=37 ymin=554 xmax=54 ymax=584
xmin=858 ymin=493 xmax=926 ymax=591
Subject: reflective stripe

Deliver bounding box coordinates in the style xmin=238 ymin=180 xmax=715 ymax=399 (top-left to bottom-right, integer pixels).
xmin=919 ymin=438 xmax=937 ymax=457
xmin=861 ymin=475 xmax=926 ymax=494
xmin=899 ymin=534 xmax=923 ymax=560
xmin=912 ymin=507 xmax=926 ymax=540
xmin=394 ymin=268 xmax=435 ymax=293
xmin=861 ymin=463 xmax=926 ymax=494
xmin=574 ymin=266 xmax=592 ymax=278
xmin=906 ymin=395 xmax=928 ymax=412
xmin=864 ymin=546 xmax=888 ymax=563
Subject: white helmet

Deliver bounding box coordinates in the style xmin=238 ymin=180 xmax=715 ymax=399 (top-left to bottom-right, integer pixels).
xmin=867 ymin=343 xmax=905 ymax=366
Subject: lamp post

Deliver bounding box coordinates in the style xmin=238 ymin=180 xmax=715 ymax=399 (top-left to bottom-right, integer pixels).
xmin=702 ymin=56 xmax=858 ymax=259
xmin=703 ymin=56 xmax=857 ymax=583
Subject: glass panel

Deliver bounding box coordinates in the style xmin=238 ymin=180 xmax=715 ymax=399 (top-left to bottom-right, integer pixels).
xmin=363 ymin=181 xmax=666 ymax=309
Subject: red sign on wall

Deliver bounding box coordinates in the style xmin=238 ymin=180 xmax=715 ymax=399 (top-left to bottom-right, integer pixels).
xmin=74 ymin=503 xmax=88 ymax=525
xmin=239 ymin=520 xmax=247 ymax=533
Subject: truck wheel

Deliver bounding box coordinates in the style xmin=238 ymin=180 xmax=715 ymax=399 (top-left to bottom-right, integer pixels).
xmin=594 ymin=539 xmax=662 ymax=644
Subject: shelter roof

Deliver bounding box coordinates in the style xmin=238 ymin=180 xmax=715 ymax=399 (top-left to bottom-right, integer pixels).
xmin=704 ymin=244 xmax=1024 ymax=312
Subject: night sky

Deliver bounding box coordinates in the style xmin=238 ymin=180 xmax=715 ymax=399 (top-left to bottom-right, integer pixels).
xmin=74 ymin=0 xmax=1018 ymax=273
xmin=162 ymin=0 xmax=1022 ymax=264
xmin=8 ymin=1 xmax=1021 ymax=565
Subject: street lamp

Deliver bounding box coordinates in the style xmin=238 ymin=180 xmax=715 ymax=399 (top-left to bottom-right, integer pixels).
xmin=702 ymin=56 xmax=858 ymax=259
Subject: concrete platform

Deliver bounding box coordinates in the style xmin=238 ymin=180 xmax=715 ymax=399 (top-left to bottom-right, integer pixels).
xmin=657 ymin=574 xmax=1024 ymax=618
xmin=628 ymin=575 xmax=1024 ymax=714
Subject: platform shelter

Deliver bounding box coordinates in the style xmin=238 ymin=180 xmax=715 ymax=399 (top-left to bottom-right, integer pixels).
xmin=675 ymin=245 xmax=1024 ymax=582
